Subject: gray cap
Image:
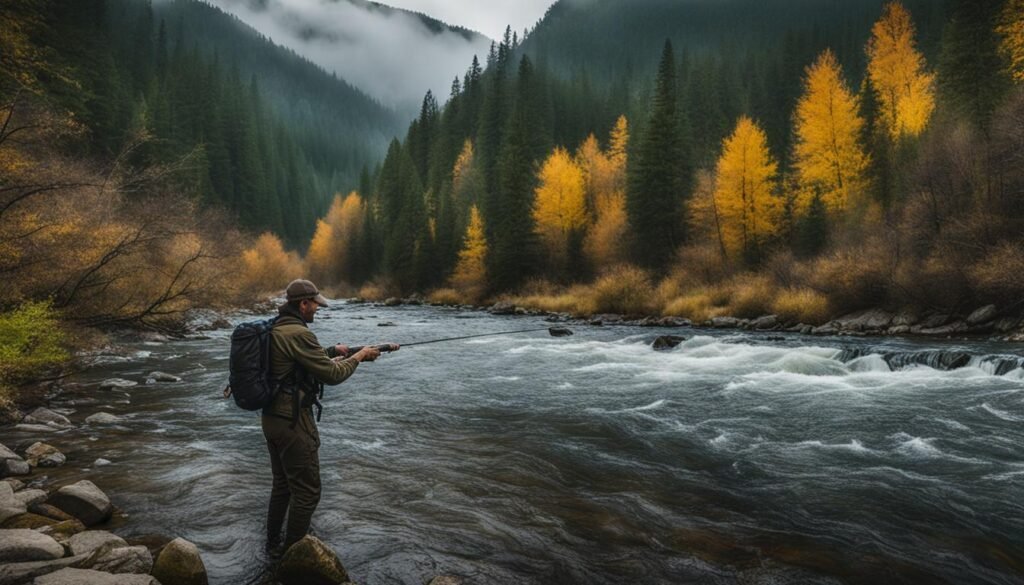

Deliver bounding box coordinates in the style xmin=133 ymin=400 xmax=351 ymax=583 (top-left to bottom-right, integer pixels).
xmin=285 ymin=279 xmax=329 ymax=307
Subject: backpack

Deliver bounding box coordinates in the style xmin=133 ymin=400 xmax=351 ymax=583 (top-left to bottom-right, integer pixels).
xmin=224 ymin=317 xmax=279 ymax=410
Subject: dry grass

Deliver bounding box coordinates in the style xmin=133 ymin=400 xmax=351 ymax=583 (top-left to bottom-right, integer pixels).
xmin=727 ymin=274 xmax=777 ymax=318
xmin=588 ymin=266 xmax=654 ymax=315
xmin=771 ymin=288 xmax=831 ymax=324
xmin=427 ymin=288 xmax=466 ymax=306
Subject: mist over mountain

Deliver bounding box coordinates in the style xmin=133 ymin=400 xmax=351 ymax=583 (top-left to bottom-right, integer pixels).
xmin=206 ymin=0 xmax=494 ymax=115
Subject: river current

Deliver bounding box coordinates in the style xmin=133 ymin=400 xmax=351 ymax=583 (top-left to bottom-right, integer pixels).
xmin=3 ymin=303 xmax=1023 ymax=584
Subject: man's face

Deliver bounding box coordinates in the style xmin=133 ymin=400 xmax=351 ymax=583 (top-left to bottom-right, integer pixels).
xmin=299 ymin=299 xmax=320 ymax=323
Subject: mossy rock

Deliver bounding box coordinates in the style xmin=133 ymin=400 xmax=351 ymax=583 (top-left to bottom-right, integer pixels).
xmin=1 ymin=512 xmax=59 ymax=529
xmin=276 ymin=536 xmax=349 ymax=585
xmin=150 ymin=537 xmax=208 ymax=585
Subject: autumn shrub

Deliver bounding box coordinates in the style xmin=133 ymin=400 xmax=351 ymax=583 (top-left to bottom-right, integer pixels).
xmin=726 ymin=274 xmax=777 ymax=318
xmin=663 ymin=289 xmax=724 ymax=322
xmin=505 ymin=284 xmax=595 ymax=315
xmin=239 ymin=233 xmax=304 ymax=296
xmin=587 ymin=266 xmax=654 ymax=315
xmin=427 ymin=288 xmax=465 ymax=306
xmin=771 ymin=288 xmax=831 ymax=324
xmin=0 ymin=301 xmax=67 ymax=405
xmin=800 ymin=244 xmax=891 ymax=315
xmin=357 ymin=279 xmax=399 ymax=301
xmin=969 ymin=242 xmax=1024 ymax=303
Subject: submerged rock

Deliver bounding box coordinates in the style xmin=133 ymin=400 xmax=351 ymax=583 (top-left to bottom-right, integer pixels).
xmin=276 ymin=535 xmax=348 ymax=585
xmin=33 ymin=568 xmax=159 ymax=585
xmin=12 ymin=424 xmax=58 ymax=434
xmin=23 ymin=408 xmax=73 ymax=428
xmin=652 ymin=335 xmax=686 ymax=350
xmin=151 ymin=537 xmax=208 ymax=585
xmin=25 ymin=443 xmax=66 ymax=468
xmin=0 ymin=528 xmax=65 ymax=562
xmin=147 ymin=372 xmax=181 ymax=383
xmin=98 ymin=379 xmax=137 ymax=390
xmin=48 ymin=480 xmax=112 ymax=527
xmin=548 ymin=327 xmax=574 ymax=337
xmin=85 ymin=413 xmax=121 ymax=425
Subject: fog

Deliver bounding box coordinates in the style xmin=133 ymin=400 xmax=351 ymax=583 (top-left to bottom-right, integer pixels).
xmin=207 ymin=0 xmax=494 ymax=116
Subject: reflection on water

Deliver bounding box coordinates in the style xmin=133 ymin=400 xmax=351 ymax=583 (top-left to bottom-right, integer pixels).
xmin=3 ymin=304 xmax=1023 ymax=585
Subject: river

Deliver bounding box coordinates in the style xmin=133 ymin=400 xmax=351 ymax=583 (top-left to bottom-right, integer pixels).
xmin=2 ymin=303 xmax=1023 ymax=584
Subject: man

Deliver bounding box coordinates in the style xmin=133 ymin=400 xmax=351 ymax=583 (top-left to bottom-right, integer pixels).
xmin=263 ymin=278 xmax=397 ymax=554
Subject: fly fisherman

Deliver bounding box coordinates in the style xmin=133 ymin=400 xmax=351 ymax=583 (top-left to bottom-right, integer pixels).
xmin=263 ymin=279 xmax=398 ymax=556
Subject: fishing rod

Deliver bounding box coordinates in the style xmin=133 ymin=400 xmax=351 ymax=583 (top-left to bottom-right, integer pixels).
xmin=345 ymin=326 xmax=573 ymax=355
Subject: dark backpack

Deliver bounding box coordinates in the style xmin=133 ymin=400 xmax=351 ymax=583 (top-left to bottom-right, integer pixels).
xmin=225 ymin=317 xmax=279 ymax=410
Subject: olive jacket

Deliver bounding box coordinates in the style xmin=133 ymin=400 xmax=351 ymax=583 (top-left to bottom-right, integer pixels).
xmin=262 ymin=304 xmax=359 ymax=433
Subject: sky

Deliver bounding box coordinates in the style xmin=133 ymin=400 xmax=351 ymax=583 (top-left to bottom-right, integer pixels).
xmin=206 ymin=0 xmax=556 ymax=116
xmin=384 ymin=0 xmax=556 ymax=39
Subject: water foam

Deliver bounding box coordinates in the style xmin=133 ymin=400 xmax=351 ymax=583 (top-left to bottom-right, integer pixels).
xmin=980 ymin=403 xmax=1024 ymax=422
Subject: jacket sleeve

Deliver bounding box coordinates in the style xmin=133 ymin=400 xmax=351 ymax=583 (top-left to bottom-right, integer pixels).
xmin=292 ymin=329 xmax=359 ymax=385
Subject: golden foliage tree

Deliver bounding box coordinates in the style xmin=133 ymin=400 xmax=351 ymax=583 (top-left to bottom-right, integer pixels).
xmin=533 ymin=146 xmax=587 ymax=259
xmin=450 ymin=205 xmax=488 ymax=300
xmin=866 ymin=1 xmax=936 ymax=139
xmin=997 ymin=0 xmax=1024 ymax=82
xmin=714 ymin=116 xmax=781 ymax=259
xmin=580 ymin=116 xmax=630 ymax=269
xmin=304 ymin=192 xmax=365 ymax=286
xmin=241 ymin=233 xmax=302 ymax=294
xmin=793 ymin=49 xmax=871 ymax=213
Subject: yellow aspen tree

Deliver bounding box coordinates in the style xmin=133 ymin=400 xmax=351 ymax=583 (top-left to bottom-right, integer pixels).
xmin=607 ymin=115 xmax=629 ymax=169
xmin=450 ymin=205 xmax=488 ymax=300
xmin=583 ymin=116 xmax=630 ymax=268
xmin=533 ymin=146 xmax=587 ymax=258
xmin=304 ymin=192 xmax=364 ymax=285
xmin=997 ymin=0 xmax=1024 ymax=82
xmin=241 ymin=233 xmax=302 ymax=293
xmin=793 ymin=49 xmax=870 ymax=213
xmin=714 ymin=116 xmax=780 ymax=259
xmin=866 ymin=1 xmax=936 ymax=139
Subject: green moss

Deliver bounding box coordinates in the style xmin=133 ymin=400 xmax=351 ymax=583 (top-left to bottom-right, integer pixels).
xmin=0 ymin=301 xmax=68 ymax=401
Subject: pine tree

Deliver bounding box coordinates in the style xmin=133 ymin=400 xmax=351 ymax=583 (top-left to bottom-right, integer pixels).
xmin=627 ymin=40 xmax=690 ymax=270
xmin=792 ymin=49 xmax=870 ymax=214
xmin=714 ymin=116 xmax=780 ymax=262
xmin=938 ymin=0 xmax=1011 ymax=129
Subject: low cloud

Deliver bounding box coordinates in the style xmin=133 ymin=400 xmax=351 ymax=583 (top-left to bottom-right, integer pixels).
xmin=209 ymin=0 xmax=493 ymax=116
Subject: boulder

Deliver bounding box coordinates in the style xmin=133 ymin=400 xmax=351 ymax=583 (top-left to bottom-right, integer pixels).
xmin=918 ymin=314 xmax=950 ymax=329
xmin=0 ymin=554 xmax=87 ymax=585
xmin=428 ymin=577 xmax=464 ymax=585
xmin=994 ymin=316 xmax=1022 ymax=333
xmin=24 ymin=444 xmax=66 ymax=468
xmin=147 ymin=372 xmax=181 ymax=383
xmin=14 ymin=489 xmax=48 ymax=507
xmin=376 ymin=322 xmax=396 ymax=327
xmin=82 ymin=544 xmax=152 ymax=575
xmin=68 ymin=531 xmax=128 ymax=556
xmin=97 ymin=379 xmax=137 ymax=390
xmin=93 ymin=459 xmax=112 ymax=467
xmin=652 ymin=335 xmax=687 ymax=350
xmin=150 ymin=537 xmax=208 ymax=585
xmin=1 ymin=458 xmax=31 ymax=478
xmin=29 ymin=504 xmax=75 ymax=523
xmin=1 ymin=482 xmax=28 ymax=524
xmin=488 ymin=301 xmax=516 ymax=315
xmin=811 ymin=323 xmax=839 ymax=335
xmin=383 ymin=297 xmax=402 ymax=307
xmin=23 ymin=409 xmax=72 ymax=428
xmin=2 ymin=479 xmax=25 ymax=492
xmin=966 ymin=304 xmax=998 ymax=325
xmin=920 ymin=321 xmax=968 ymax=336
xmin=33 ymin=568 xmax=159 ymax=585
xmin=275 ymin=535 xmax=348 ymax=585
xmin=888 ymin=325 xmax=911 ymax=335
xmin=0 ymin=529 xmax=64 ymax=562
xmin=751 ymin=314 xmax=779 ymax=330
xmin=0 ymin=443 xmax=20 ymax=461
xmin=891 ymin=311 xmax=919 ymax=327
xmin=37 ymin=519 xmax=86 ymax=543
xmin=548 ymin=327 xmax=573 ymax=337
xmin=709 ymin=316 xmax=741 ymax=328
xmin=1 ymin=513 xmax=58 ymax=530
xmin=85 ymin=413 xmax=121 ymax=425
xmin=48 ymin=481 xmax=112 ymax=527
xmin=834 ymin=309 xmax=893 ymax=331
xmin=12 ymin=425 xmax=57 ymax=434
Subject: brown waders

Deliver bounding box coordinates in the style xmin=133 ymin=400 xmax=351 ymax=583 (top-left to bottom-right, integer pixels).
xmin=263 ymin=404 xmax=321 ymax=548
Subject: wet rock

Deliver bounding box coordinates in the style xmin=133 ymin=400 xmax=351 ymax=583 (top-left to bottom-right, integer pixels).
xmin=709 ymin=316 xmax=741 ymax=328
xmin=891 ymin=311 xmax=919 ymax=327
xmin=82 ymin=543 xmax=152 ymax=575
xmin=147 ymin=372 xmax=181 ymax=383
xmin=428 ymin=577 xmax=464 ymax=585
xmin=37 ymin=519 xmax=86 ymax=544
xmin=276 ymin=535 xmax=347 ymax=585
xmin=48 ymin=480 xmax=112 ymax=527
xmin=966 ymin=304 xmax=997 ymax=325
xmin=800 ymin=325 xmax=813 ymax=334
xmin=918 ymin=314 xmax=950 ymax=329
xmin=68 ymin=531 xmax=128 ymax=556
xmin=30 ymin=504 xmax=75 ymax=523
xmin=34 ymin=568 xmax=159 ymax=585
xmin=548 ymin=327 xmax=573 ymax=337
xmin=652 ymin=335 xmax=687 ymax=350
xmin=834 ymin=309 xmax=893 ymax=331
xmin=488 ymin=301 xmax=516 ymax=315
xmin=23 ymin=409 xmax=72 ymax=428
xmin=1 ymin=512 xmax=58 ymax=529
xmin=0 ymin=529 xmax=64 ymax=562
xmin=25 ymin=443 xmax=66 ymax=468
xmin=14 ymin=489 xmax=47 ymax=507
xmin=376 ymin=322 xmax=396 ymax=327
xmin=0 ymin=482 xmax=27 ymax=524
xmin=920 ymin=321 xmax=968 ymax=336
xmin=811 ymin=323 xmax=838 ymax=335
xmin=382 ymin=297 xmax=402 ymax=307
xmin=123 ymin=535 xmax=172 ymax=559
xmin=93 ymin=459 xmax=112 ymax=467
xmin=85 ymin=413 xmax=121 ymax=425
xmin=347 ymin=297 xmax=366 ymax=304
xmin=751 ymin=315 xmax=779 ymax=330
xmin=150 ymin=537 xmax=208 ymax=585
xmin=12 ymin=424 xmax=57 ymax=434
xmin=0 ymin=443 xmax=19 ymax=461
xmin=994 ymin=316 xmax=1022 ymax=333
xmin=3 ymin=479 xmax=25 ymax=492
xmin=98 ymin=379 xmax=137 ymax=391
xmin=1 ymin=457 xmax=30 ymax=479
xmin=0 ymin=554 xmax=88 ymax=585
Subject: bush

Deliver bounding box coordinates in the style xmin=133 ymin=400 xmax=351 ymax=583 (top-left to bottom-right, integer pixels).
xmin=588 ymin=266 xmax=655 ymax=315
xmin=726 ymin=274 xmax=777 ymax=318
xmin=771 ymin=288 xmax=831 ymax=324
xmin=663 ymin=289 xmax=725 ymax=321
xmin=427 ymin=288 xmax=465 ymax=306
xmin=0 ymin=301 xmax=68 ymax=404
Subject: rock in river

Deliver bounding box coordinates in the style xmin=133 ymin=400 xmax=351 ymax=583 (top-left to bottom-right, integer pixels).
xmin=151 ymin=537 xmax=208 ymax=585
xmin=98 ymin=379 xmax=137 ymax=390
xmin=68 ymin=531 xmax=128 ymax=556
xmin=0 ymin=528 xmax=65 ymax=562
xmin=652 ymin=335 xmax=686 ymax=350
xmin=0 ymin=482 xmax=27 ymax=524
xmin=34 ymin=568 xmax=159 ymax=585
xmin=147 ymin=371 xmax=181 ymax=383
xmin=276 ymin=535 xmax=348 ymax=585
xmin=82 ymin=543 xmax=153 ymax=575
xmin=25 ymin=443 xmax=66 ymax=468
xmin=48 ymin=480 xmax=112 ymax=527
xmin=85 ymin=413 xmax=122 ymax=425
xmin=23 ymin=408 xmax=72 ymax=428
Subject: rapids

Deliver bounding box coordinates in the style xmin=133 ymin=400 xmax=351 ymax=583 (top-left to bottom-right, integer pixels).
xmin=2 ymin=303 xmax=1022 ymax=584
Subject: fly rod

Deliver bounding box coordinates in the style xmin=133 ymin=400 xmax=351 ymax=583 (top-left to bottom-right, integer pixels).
xmin=345 ymin=326 xmax=573 ymax=355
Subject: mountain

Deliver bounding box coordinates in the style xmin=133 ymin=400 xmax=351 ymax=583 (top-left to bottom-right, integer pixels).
xmin=202 ymin=0 xmax=494 ymax=115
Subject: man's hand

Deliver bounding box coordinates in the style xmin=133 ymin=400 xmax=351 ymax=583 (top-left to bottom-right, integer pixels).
xmin=333 ymin=344 xmax=350 ymax=357
xmin=379 ymin=343 xmax=400 ymax=352
xmin=353 ymin=346 xmax=381 ymax=362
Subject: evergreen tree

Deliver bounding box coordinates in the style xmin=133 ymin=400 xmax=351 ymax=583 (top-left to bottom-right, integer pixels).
xmin=938 ymin=0 xmax=1011 ymax=129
